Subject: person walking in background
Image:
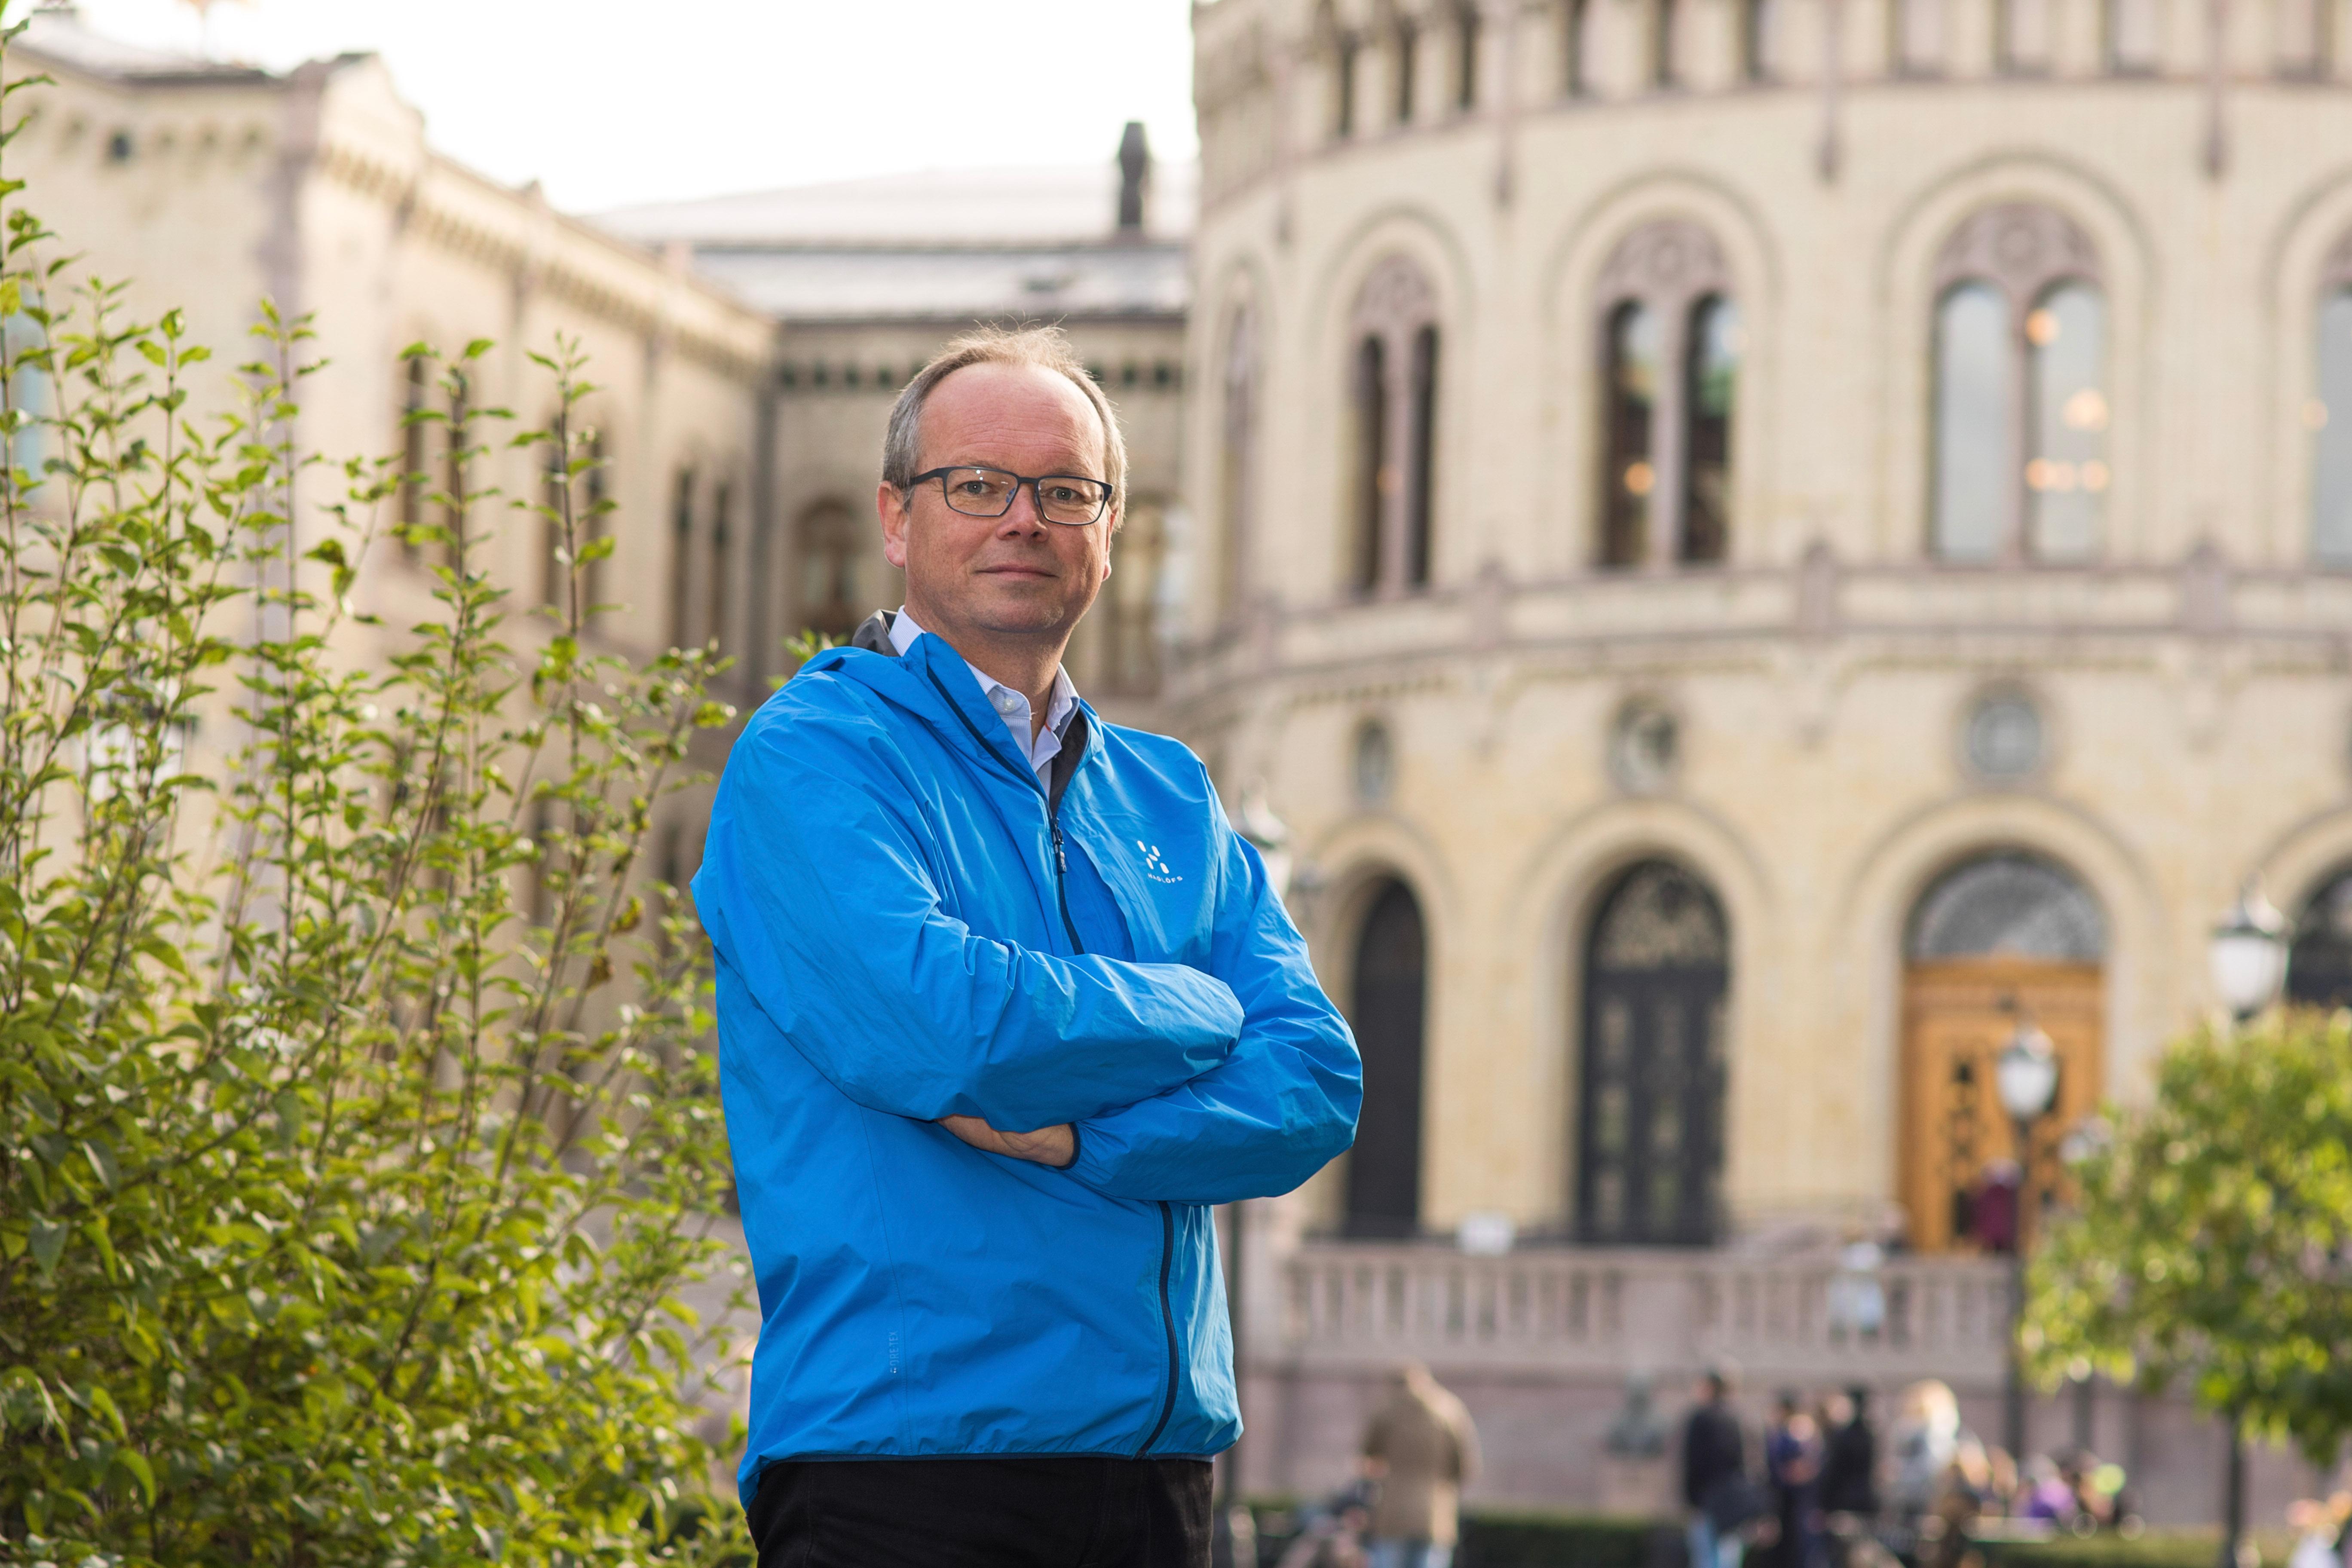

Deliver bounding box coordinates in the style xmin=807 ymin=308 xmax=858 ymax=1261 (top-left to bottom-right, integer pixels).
xmin=1819 ymin=1387 xmax=1879 ymax=1523
xmin=1359 ymin=1363 xmax=1481 ymax=1568
xmin=1683 ymin=1364 xmax=1756 ymax=1568
xmin=1763 ymin=1390 xmax=1825 ymax=1568
xmin=696 ymin=325 xmax=1363 ymax=1567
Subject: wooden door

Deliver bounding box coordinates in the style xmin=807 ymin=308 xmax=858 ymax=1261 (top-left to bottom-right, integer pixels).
xmin=1899 ymin=958 xmax=2101 ymax=1253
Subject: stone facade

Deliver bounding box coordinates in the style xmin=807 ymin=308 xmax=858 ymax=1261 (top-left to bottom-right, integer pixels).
xmin=1181 ymin=0 xmax=2352 ymax=1515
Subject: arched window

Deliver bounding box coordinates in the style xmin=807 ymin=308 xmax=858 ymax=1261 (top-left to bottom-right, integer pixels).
xmin=1595 ymin=222 xmax=1736 ymax=568
xmin=1218 ymin=303 xmax=1259 ymax=618
xmin=1929 ymin=205 xmax=2106 ymax=564
xmin=1576 ymin=861 xmax=1730 ymax=1246
xmin=2309 ymin=253 xmax=2352 ymax=564
xmin=796 ymin=500 xmax=862 ymax=640
xmin=1346 ymin=878 xmax=1427 ymax=1237
xmin=2105 ymin=0 xmax=2159 ymax=69
xmin=1455 ymin=3 xmax=1482 ymax=110
xmin=1345 ymin=255 xmax=1441 ymax=595
xmin=1900 ymin=851 xmax=2105 ymax=1253
xmin=2288 ymin=868 xmax=2352 ymax=1009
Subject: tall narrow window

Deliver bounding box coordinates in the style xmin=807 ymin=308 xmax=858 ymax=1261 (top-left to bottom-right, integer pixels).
xmin=442 ymin=370 xmax=470 ymax=569
xmin=1395 ymin=19 xmax=1420 ymax=122
xmin=1565 ymin=0 xmax=1594 ymax=93
xmin=1344 ymin=255 xmax=1442 ymax=596
xmin=1932 ymin=284 xmax=2012 ymax=562
xmin=1218 ymin=304 xmax=1259 ymax=617
xmin=1684 ymin=297 xmax=1740 ymax=564
xmin=1337 ymin=32 xmax=1361 ymax=135
xmin=1594 ymin=221 xmax=1736 ymax=568
xmin=1653 ymin=0 xmax=1679 ymax=84
xmin=1898 ymin=0 xmax=1946 ymax=73
xmin=1455 ymin=4 xmax=1482 ymax=110
xmin=581 ymin=432 xmax=609 ymax=630
xmin=1928 ymin=205 xmax=2105 ymax=563
xmin=2025 ymin=284 xmax=2107 ymax=560
xmin=2000 ymin=0 xmax=2054 ymax=71
xmin=540 ymin=437 xmax=567 ymax=610
xmin=1602 ymin=303 xmax=1659 ymax=568
xmin=2106 ymin=0 xmax=2160 ymax=69
xmin=398 ymin=357 xmax=428 ymax=562
xmin=2279 ymin=0 xmax=2331 ymax=76
xmin=1740 ymin=0 xmax=1777 ymax=78
xmin=4 ymin=308 xmax=47 ymax=490
xmin=707 ymin=481 xmax=732 ymax=651
xmin=669 ymin=467 xmax=695 ymax=649
xmin=1351 ymin=336 xmax=1388 ymax=594
xmin=797 ymin=500 xmax=862 ymax=638
xmin=2311 ymin=289 xmax=2352 ymax=564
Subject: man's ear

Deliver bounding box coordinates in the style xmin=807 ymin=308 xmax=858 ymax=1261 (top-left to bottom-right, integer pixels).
xmin=877 ymin=480 xmax=910 ymax=570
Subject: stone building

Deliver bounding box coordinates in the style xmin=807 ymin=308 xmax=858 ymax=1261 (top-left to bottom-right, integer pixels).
xmin=6 ymin=5 xmax=777 ymax=884
xmin=1180 ymin=0 xmax=2352 ymax=1517
xmin=597 ymin=138 xmax=1195 ymax=713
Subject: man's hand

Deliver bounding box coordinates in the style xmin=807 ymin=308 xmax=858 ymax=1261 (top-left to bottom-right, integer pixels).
xmin=937 ymin=1114 xmax=1076 ymax=1168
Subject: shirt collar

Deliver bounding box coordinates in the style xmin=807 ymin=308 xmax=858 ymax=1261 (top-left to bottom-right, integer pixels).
xmin=888 ymin=606 xmax=1079 ymax=740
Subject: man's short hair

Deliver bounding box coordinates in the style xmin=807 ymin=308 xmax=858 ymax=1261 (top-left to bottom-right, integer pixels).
xmin=882 ymin=325 xmax=1129 ymax=518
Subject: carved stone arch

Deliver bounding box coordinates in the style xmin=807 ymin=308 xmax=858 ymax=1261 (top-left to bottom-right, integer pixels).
xmin=1932 ymin=202 xmax=2102 ymax=307
xmin=1597 ymin=219 xmax=1732 ymax=315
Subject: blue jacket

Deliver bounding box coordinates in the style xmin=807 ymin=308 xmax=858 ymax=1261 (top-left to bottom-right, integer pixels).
xmin=692 ymin=626 xmax=1361 ymax=1503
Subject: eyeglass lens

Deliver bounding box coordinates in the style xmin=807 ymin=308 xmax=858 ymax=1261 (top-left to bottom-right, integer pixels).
xmin=935 ymin=467 xmax=1107 ymax=525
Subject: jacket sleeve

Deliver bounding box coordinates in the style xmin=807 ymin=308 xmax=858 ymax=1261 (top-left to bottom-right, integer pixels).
xmin=695 ymin=704 xmax=1243 ymax=1131
xmin=1060 ymin=792 xmax=1361 ymax=1205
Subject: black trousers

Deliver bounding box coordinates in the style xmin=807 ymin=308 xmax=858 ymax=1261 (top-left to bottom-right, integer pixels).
xmin=747 ymin=1455 xmax=1213 ymax=1568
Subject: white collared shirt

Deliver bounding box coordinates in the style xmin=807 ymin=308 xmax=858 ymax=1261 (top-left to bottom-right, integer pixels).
xmin=889 ymin=606 xmax=1079 ymax=786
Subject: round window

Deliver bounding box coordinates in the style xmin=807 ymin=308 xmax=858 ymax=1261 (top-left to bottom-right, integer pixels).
xmin=1353 ymin=720 xmax=1395 ymax=806
xmin=1965 ymin=692 xmax=2045 ymax=780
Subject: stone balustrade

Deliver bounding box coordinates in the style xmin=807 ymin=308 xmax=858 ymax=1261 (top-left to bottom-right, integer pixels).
xmin=1278 ymin=1241 xmax=2014 ymax=1390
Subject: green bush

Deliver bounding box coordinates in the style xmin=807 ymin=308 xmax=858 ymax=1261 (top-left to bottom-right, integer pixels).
xmin=1986 ymin=1531 xmax=2234 ymax=1568
xmin=0 ymin=12 xmax=749 ymax=1563
xmin=1459 ymin=1507 xmax=1660 ymax=1568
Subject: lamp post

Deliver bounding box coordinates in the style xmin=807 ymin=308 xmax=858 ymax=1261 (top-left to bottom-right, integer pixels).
xmin=1995 ymin=1017 xmax=2061 ymax=1464
xmin=2204 ymin=887 xmax=2288 ymax=1568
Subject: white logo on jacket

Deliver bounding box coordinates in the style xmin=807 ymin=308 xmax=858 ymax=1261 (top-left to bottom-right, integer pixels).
xmin=1137 ymin=840 xmax=1183 ymax=884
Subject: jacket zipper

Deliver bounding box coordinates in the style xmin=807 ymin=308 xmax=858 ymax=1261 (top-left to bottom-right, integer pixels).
xmin=919 ymin=661 xmax=1182 ymax=1455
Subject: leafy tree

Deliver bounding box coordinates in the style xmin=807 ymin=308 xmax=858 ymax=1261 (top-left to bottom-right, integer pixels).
xmin=2024 ymin=1007 xmax=2352 ymax=1467
xmin=0 ymin=17 xmax=750 ymax=1563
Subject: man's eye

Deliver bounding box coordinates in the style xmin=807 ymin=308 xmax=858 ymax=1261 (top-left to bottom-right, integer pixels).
xmin=1044 ymin=485 xmax=1080 ymax=504
xmin=952 ymin=481 xmax=991 ymax=497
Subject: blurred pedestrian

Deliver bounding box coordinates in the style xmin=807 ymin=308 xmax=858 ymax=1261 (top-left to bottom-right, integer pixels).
xmin=1684 ymin=1364 xmax=1760 ymax=1568
xmin=1360 ymin=1363 xmax=1480 ymax=1568
xmin=1820 ymin=1387 xmax=1880 ymax=1521
xmin=1762 ymin=1390 xmax=1825 ymax=1568
xmin=1887 ymin=1381 xmax=1963 ymax=1522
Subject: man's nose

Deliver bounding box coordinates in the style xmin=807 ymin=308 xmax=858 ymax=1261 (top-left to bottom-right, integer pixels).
xmin=996 ymin=482 xmax=1047 ymax=534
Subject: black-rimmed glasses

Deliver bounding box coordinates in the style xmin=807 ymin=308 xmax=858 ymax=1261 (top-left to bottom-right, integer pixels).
xmin=909 ymin=466 xmax=1114 ymax=526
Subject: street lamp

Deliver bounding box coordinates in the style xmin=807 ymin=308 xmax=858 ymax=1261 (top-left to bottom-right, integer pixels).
xmin=2209 ymin=886 xmax=2288 ymax=1024
xmin=1996 ymin=1017 xmax=2061 ymax=1465
xmin=2204 ymin=887 xmax=2289 ymax=1568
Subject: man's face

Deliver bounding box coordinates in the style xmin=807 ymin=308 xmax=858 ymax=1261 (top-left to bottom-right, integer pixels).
xmin=879 ymin=361 xmax=1115 ymax=650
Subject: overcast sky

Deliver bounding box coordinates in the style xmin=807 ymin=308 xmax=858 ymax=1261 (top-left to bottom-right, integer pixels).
xmin=68 ymin=0 xmax=1200 ymax=214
